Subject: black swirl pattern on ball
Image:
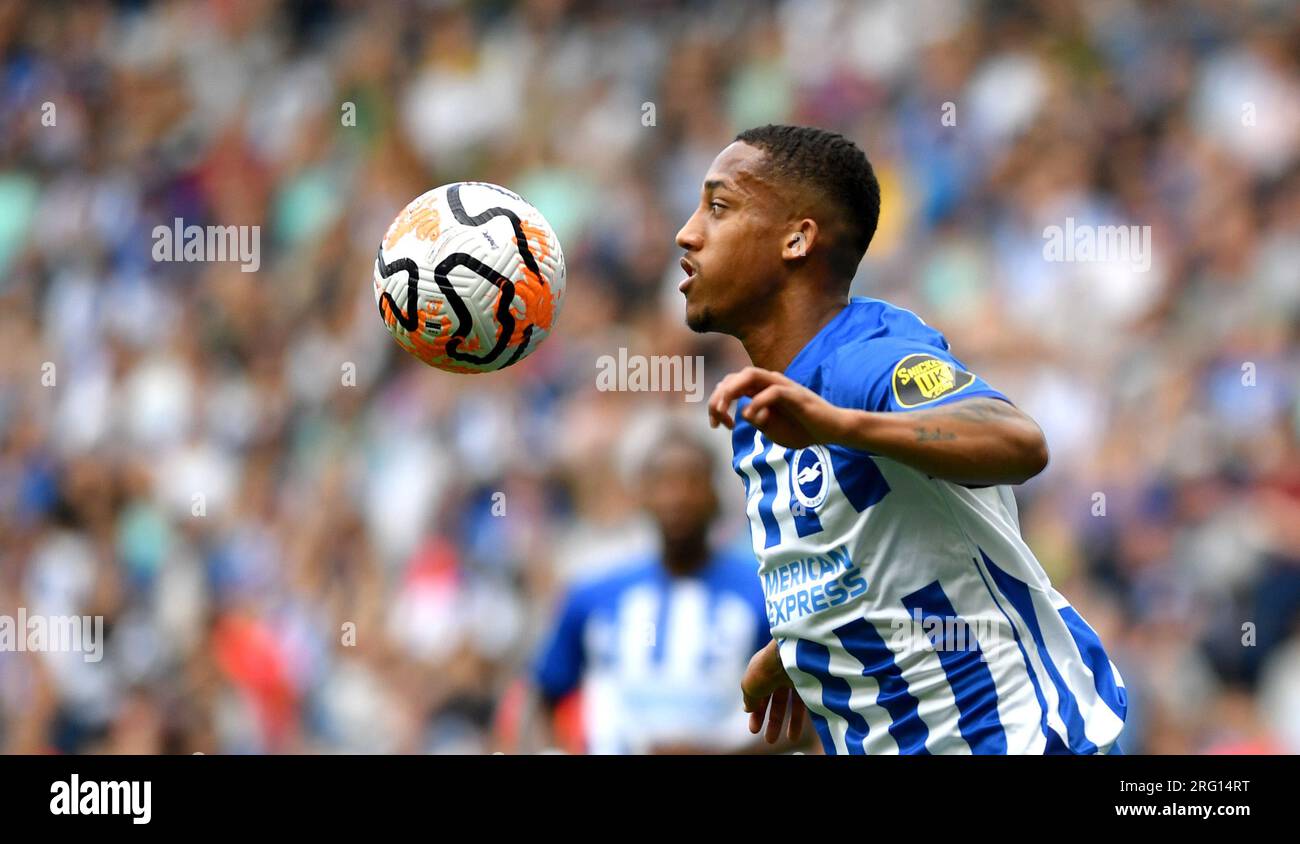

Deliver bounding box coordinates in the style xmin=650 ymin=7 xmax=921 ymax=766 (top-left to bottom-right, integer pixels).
xmin=433 ymin=183 xmax=548 ymax=366
xmin=431 ymin=252 xmax=524 ymax=366
xmin=375 ymin=247 xmax=420 ymax=332
xmin=446 ymin=182 xmax=544 ymax=280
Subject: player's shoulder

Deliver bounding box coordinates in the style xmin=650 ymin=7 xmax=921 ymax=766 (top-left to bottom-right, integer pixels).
xmin=793 ymin=298 xmax=952 ymax=400
xmin=791 ymin=298 xmax=949 ymax=380
xmin=832 ymin=297 xmax=952 ymax=360
xmin=561 ymin=555 xmax=660 ymax=608
xmin=822 ymin=299 xmax=1011 ymax=412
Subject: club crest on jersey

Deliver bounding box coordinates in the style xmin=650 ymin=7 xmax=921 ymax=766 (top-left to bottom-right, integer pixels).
xmin=790 ymin=445 xmax=831 ymax=511
xmin=891 ymin=353 xmax=975 ymax=408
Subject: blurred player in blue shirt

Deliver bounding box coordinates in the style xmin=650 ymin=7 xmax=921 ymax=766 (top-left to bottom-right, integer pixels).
xmin=529 ymin=421 xmax=775 ymax=754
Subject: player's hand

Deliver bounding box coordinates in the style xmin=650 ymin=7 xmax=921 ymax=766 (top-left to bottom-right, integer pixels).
xmin=741 ymin=640 xmax=805 ymax=744
xmin=708 ymin=367 xmax=846 ymax=449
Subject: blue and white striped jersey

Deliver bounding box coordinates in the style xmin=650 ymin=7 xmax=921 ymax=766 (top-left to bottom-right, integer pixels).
xmin=533 ymin=551 xmax=770 ymax=754
xmin=731 ymin=297 xmax=1127 ymax=755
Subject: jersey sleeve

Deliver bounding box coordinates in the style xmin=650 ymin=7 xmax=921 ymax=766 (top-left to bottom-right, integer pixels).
xmin=823 ymin=338 xmax=1010 ymax=414
xmin=532 ymin=587 xmax=589 ymax=702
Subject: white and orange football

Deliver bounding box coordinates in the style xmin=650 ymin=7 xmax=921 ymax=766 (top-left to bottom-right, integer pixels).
xmin=374 ymin=182 xmax=565 ymax=373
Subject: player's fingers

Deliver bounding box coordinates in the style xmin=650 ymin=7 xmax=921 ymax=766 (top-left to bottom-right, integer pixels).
xmin=712 ymin=368 xmax=786 ymax=428
xmin=788 ymin=693 xmax=806 ymax=743
xmin=765 ymin=688 xmax=790 ymax=744
xmin=746 ymin=694 xmax=770 ymax=735
xmin=708 ymin=377 xmax=737 ymax=430
xmin=741 ymin=384 xmax=790 ymax=426
xmin=728 ymin=366 xmax=782 ymax=399
xmin=707 ymin=400 xmax=730 ymax=430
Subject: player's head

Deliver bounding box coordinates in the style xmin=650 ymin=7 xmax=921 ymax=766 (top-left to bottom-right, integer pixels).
xmin=633 ymin=420 xmax=720 ymax=551
xmin=675 ymin=124 xmax=880 ymax=335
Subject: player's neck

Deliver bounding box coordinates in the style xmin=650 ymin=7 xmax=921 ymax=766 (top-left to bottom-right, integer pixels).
xmin=660 ymin=536 xmax=711 ymax=578
xmin=739 ymin=289 xmax=848 ymax=372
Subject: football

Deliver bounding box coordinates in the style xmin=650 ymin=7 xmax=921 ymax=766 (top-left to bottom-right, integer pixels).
xmin=374 ymin=182 xmax=566 ymax=373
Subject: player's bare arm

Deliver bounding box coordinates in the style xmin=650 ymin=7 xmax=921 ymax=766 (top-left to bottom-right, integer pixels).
xmin=708 ymin=366 xmax=1049 ymax=486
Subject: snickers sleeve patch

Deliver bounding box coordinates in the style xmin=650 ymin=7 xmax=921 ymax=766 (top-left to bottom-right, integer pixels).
xmin=890 ymin=353 xmax=977 ymax=408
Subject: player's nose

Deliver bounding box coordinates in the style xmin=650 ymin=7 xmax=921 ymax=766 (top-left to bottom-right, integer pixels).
xmin=675 ymin=212 xmax=703 ymax=251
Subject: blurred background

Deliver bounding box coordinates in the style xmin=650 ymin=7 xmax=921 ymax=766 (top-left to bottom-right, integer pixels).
xmin=1 ymin=0 xmax=1298 ymax=754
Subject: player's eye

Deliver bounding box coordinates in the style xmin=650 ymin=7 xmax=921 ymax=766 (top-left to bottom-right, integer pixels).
xmin=709 ymin=201 xmax=725 ymax=216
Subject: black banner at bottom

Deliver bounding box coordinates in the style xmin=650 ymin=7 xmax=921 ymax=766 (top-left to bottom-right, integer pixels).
xmin=0 ymin=753 xmax=1289 ymax=831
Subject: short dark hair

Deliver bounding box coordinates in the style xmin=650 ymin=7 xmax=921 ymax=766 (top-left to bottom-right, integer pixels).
xmin=734 ymin=124 xmax=881 ymax=274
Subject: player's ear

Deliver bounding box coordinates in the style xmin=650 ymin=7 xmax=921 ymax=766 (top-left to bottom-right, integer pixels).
xmin=782 ymin=219 xmax=818 ymax=261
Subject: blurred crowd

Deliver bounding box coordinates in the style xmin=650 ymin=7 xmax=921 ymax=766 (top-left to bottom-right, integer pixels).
xmin=1 ymin=0 xmax=1298 ymax=754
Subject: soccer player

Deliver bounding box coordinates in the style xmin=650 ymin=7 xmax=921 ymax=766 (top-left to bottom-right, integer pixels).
xmin=674 ymin=124 xmax=1127 ymax=755
xmin=527 ymin=421 xmax=778 ymax=754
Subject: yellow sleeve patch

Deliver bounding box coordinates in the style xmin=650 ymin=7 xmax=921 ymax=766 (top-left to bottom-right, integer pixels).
xmin=890 ymin=353 xmax=976 ymax=408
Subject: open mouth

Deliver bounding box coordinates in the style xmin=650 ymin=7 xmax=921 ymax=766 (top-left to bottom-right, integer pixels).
xmin=679 ymin=257 xmax=697 ymax=292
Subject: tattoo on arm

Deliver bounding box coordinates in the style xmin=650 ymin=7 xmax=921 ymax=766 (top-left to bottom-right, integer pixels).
xmin=909 ymin=399 xmax=1022 ymax=443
